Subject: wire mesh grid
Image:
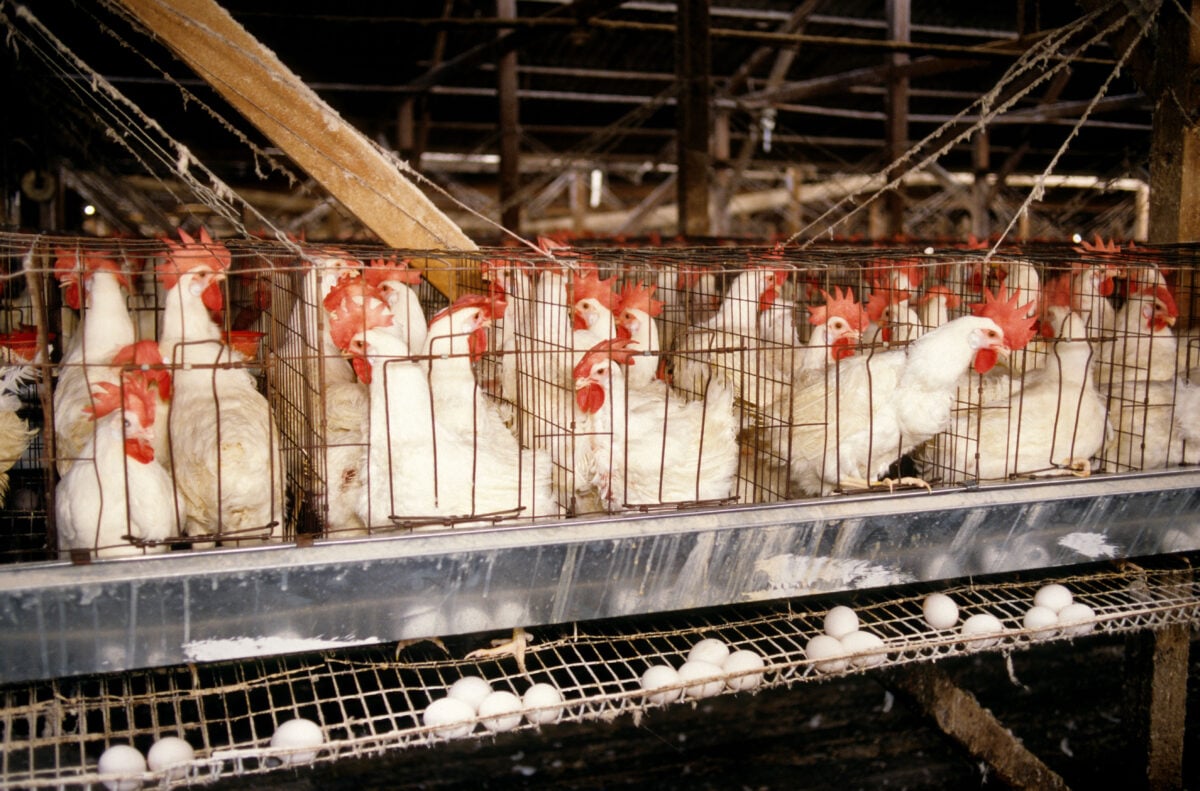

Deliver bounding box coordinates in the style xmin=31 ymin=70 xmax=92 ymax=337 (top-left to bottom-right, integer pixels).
xmin=1 ymin=231 xmax=1199 ymax=560
xmin=1 ymin=553 xmax=1197 ymax=789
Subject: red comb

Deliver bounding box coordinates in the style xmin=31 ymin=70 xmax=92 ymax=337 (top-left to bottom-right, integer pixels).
xmin=969 ymin=285 xmax=1038 ymax=350
xmin=323 ymin=272 xmax=388 ymax=314
xmin=158 ymin=227 xmax=230 ymax=290
xmin=111 ymin=340 xmax=172 ymax=401
xmin=84 ymin=378 xmax=156 ymax=429
xmin=569 ymin=268 xmax=618 ymax=310
xmin=617 ymin=281 xmax=663 ymax=318
xmin=428 ymin=292 xmax=506 ymax=328
xmin=363 ymin=258 xmax=422 ymax=288
xmin=326 ymin=281 xmax=394 ymax=352
xmin=808 ymin=286 xmax=868 ymax=330
xmin=572 ymin=337 xmax=638 ymax=380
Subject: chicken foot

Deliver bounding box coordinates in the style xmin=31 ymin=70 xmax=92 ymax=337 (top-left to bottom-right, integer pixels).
xmin=838 ymin=475 xmax=933 ymax=494
xmin=464 ymin=627 xmax=533 ymax=675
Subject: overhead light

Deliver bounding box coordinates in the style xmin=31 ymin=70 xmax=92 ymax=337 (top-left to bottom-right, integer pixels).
xmin=83 ymin=204 xmax=96 ymax=217
xmin=589 ymin=168 xmax=603 ymax=209
xmin=1071 ymin=233 xmax=1082 ymax=244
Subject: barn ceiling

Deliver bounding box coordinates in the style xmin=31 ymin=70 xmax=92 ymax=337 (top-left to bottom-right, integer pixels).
xmin=0 ymin=0 xmax=1162 ymax=243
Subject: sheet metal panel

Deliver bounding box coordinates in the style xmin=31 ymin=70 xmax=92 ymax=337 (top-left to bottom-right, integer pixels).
xmin=1 ymin=470 xmax=1197 ymax=684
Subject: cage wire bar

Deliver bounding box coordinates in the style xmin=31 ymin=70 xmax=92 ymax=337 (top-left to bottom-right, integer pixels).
xmin=1 ymin=552 xmax=1198 ymax=789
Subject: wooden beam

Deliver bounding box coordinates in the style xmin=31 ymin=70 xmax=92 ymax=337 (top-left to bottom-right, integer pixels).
xmin=676 ymin=0 xmax=711 ymax=237
xmin=116 ymin=0 xmax=475 ymax=299
xmin=1123 ymin=624 xmax=1190 ymax=789
xmin=886 ymin=665 xmax=1069 ymax=790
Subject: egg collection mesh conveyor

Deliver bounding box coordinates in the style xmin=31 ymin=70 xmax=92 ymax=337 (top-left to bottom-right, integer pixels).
xmin=1 ymin=552 xmax=1197 ymax=789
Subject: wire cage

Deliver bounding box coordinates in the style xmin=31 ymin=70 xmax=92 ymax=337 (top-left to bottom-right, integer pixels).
xmin=0 ymin=231 xmax=1199 ymax=562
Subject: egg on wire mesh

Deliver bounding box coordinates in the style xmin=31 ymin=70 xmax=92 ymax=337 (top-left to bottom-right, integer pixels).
xmin=840 ymin=629 xmax=886 ymax=668
xmin=823 ymin=605 xmax=859 ymax=639
xmin=922 ymin=593 xmax=959 ymax=630
xmin=678 ymin=660 xmax=725 ymax=699
xmin=1058 ymin=602 xmax=1097 ymax=637
xmin=269 ymin=718 xmax=325 ymax=766
xmin=447 ymin=675 xmax=493 ymax=712
xmin=640 ymin=664 xmax=683 ymax=705
xmin=97 ymin=744 xmax=146 ymax=791
xmin=687 ymin=637 xmax=730 ymax=666
xmin=146 ymin=736 xmax=195 ymax=776
xmin=805 ymin=634 xmax=848 ymax=674
xmin=422 ymin=696 xmax=477 ymax=738
xmin=1022 ymin=605 xmax=1060 ymax=639
xmin=1033 ymin=583 xmax=1073 ymax=613
xmin=959 ymin=613 xmax=1005 ymax=648
xmin=522 ymin=682 xmax=564 ymax=725
xmin=723 ymin=649 xmax=765 ymax=691
xmin=478 ymin=690 xmax=523 ymax=732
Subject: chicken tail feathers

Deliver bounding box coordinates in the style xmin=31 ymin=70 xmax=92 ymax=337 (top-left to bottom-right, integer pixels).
xmin=0 ymin=365 xmax=36 ymax=412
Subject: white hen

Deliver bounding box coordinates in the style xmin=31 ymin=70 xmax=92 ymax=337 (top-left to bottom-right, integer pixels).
xmin=159 ymin=229 xmax=284 ymax=546
xmin=51 ymin=249 xmax=136 ymax=475
xmin=56 ymin=373 xmax=178 ymax=559
xmin=329 ymin=288 xmax=560 ymax=529
xmin=573 ymin=338 xmax=739 ymax=511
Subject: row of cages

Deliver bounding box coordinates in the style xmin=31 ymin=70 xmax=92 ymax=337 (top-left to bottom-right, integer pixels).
xmin=0 ymin=230 xmax=1197 ymax=563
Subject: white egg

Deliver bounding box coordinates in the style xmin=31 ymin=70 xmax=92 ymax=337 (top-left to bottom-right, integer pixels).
xmin=677 ymin=660 xmax=725 ymax=699
xmin=269 ymin=718 xmax=324 ymax=766
xmin=805 ymin=634 xmax=848 ymax=674
xmin=687 ymin=637 xmax=730 ymax=666
xmin=823 ymin=605 xmax=859 ymax=639
xmin=97 ymin=744 xmax=146 ymax=791
xmin=447 ymin=675 xmax=494 ymax=713
xmin=477 ymin=690 xmax=523 ymax=733
xmin=146 ymin=736 xmax=195 ymax=774
xmin=1022 ymin=605 xmax=1059 ymax=639
xmin=1058 ymin=602 xmax=1097 ymax=637
xmin=922 ymin=593 xmax=960 ymax=630
xmin=1033 ymin=583 xmax=1073 ymax=614
xmin=723 ymin=650 xmax=765 ymax=691
xmin=840 ymin=630 xmax=886 ymax=668
xmin=521 ymin=683 xmax=564 ymax=725
xmin=640 ymin=664 xmax=683 ymax=705
xmin=422 ymin=696 xmax=476 ymax=739
xmin=960 ymin=613 xmax=1005 ymax=648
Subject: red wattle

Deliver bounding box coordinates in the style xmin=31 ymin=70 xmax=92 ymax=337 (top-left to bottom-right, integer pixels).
xmin=576 ymin=382 xmax=605 ymax=413
xmin=758 ymin=287 xmax=778 ymax=312
xmin=572 ymin=313 xmax=589 ymax=331
xmin=832 ymin=337 xmax=855 ymax=360
xmin=615 ymin=324 xmax=632 ymax=341
xmin=352 ymin=357 xmax=372 ymax=384
xmin=202 ymin=280 xmax=224 ymax=311
xmin=973 ymin=348 xmax=998 ymax=375
xmin=469 ymin=327 xmax=488 ymax=362
xmin=882 ymin=326 xmax=893 ymax=343
xmin=65 ymin=284 xmax=82 ymax=311
xmin=1099 ymin=278 xmax=1114 ymax=297
xmin=124 ymin=438 xmax=156 ymax=464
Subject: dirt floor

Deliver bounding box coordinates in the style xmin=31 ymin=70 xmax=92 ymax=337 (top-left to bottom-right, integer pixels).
xmin=213 ymin=632 xmax=1200 ymax=790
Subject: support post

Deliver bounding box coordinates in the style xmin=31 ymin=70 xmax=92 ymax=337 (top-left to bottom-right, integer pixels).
xmin=675 ymin=0 xmax=711 ymax=238
xmin=497 ymin=0 xmax=522 ymax=234
xmin=883 ymin=0 xmax=910 ymax=238
xmin=1124 ymin=624 xmax=1189 ymax=790
xmin=1147 ymin=0 xmax=1200 ymax=244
